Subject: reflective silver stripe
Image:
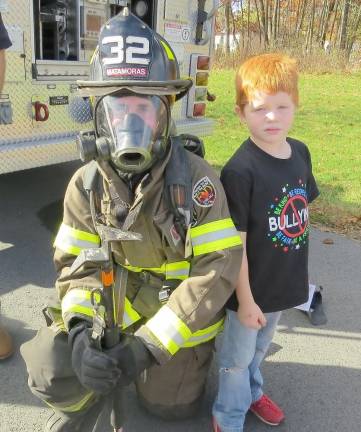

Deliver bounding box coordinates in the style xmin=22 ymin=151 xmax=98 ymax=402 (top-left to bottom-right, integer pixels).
xmin=183 ymin=318 xmax=224 ymax=347
xmin=166 ymin=269 xmax=189 ymax=278
xmin=122 ymin=311 xmax=133 ymax=328
xmin=61 ymin=290 xmax=101 ymax=320
xmin=62 ymin=237 xmax=97 ymax=250
xmin=146 ymin=306 xmax=193 ymax=354
xmin=185 ymin=328 xmax=219 ymax=344
xmin=54 ymin=224 xmax=100 ymax=253
xmin=61 ymin=289 xmax=141 ymax=328
xmin=62 ymin=290 xmax=140 ymax=329
xmin=159 ymin=320 xmax=187 ymax=348
xmin=62 ymin=295 xmax=93 ymax=316
xmin=165 ymin=261 xmax=190 ymax=280
xmin=191 ymin=227 xmax=238 ymax=247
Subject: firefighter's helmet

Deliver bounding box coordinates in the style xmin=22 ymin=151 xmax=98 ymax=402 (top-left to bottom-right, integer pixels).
xmin=77 ymin=10 xmax=192 ymax=173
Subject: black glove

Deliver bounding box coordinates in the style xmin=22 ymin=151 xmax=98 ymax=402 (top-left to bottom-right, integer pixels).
xmin=69 ymin=323 xmax=121 ymax=395
xmin=105 ymin=334 xmax=155 ymax=384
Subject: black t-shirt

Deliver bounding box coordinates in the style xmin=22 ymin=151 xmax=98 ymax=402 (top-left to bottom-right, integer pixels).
xmin=0 ymin=14 xmax=12 ymax=50
xmin=221 ymin=137 xmax=319 ymax=313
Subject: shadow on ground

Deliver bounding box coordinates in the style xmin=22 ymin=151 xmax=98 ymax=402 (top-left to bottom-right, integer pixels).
xmin=0 ymin=161 xmax=81 ymax=293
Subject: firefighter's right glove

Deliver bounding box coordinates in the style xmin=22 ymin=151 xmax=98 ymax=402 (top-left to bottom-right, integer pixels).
xmin=105 ymin=334 xmax=156 ymax=385
xmin=69 ymin=323 xmax=121 ymax=395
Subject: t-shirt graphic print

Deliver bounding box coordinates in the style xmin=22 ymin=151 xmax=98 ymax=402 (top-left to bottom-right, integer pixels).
xmin=267 ymin=179 xmax=310 ymax=252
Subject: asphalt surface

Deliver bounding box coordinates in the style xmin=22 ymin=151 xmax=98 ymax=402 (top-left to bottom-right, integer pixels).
xmin=0 ymin=162 xmax=360 ymax=432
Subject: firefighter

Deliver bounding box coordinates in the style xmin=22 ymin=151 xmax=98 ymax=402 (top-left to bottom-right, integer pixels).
xmin=21 ymin=10 xmax=243 ymax=432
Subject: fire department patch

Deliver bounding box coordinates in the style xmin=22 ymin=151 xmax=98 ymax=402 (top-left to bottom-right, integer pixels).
xmin=192 ymin=176 xmax=216 ymax=207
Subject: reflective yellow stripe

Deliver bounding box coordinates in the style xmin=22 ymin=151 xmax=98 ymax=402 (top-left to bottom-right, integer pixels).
xmin=183 ymin=318 xmax=224 ymax=347
xmin=54 ymin=223 xmax=100 ymax=256
xmin=45 ymin=391 xmax=94 ymax=413
xmin=146 ymin=307 xmax=225 ymax=354
xmin=123 ymin=261 xmax=190 ymax=280
xmin=122 ymin=297 xmax=142 ymax=329
xmin=124 ymin=263 xmax=165 ymax=274
xmin=193 ymin=237 xmax=241 ymax=256
xmin=190 ymin=218 xmax=235 ymax=236
xmin=61 ymin=244 xmax=83 ymax=256
xmin=190 ymin=218 xmax=242 ymax=256
xmin=165 ymin=261 xmax=190 ymax=280
xmin=160 ymin=40 xmax=175 ymax=60
xmin=62 ymin=289 xmax=102 ymax=322
xmin=47 ymin=307 xmax=67 ymax=332
xmin=62 ymin=289 xmax=140 ymax=329
xmin=146 ymin=306 xmax=192 ymax=355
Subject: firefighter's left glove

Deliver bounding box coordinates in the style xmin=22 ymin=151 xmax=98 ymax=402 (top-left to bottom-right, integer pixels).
xmin=105 ymin=334 xmax=156 ymax=385
xmin=69 ymin=323 xmax=122 ymax=395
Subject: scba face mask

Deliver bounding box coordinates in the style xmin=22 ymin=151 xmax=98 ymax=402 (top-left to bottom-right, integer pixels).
xmin=95 ymin=93 xmax=169 ymax=173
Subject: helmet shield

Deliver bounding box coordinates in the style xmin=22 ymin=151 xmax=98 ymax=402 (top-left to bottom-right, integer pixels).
xmin=95 ymin=93 xmax=168 ymax=173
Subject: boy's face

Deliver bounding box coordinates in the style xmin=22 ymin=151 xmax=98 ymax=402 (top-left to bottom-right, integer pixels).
xmin=236 ymin=91 xmax=296 ymax=147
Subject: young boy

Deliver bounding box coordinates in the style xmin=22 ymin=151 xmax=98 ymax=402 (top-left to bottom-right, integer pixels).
xmin=212 ymin=53 xmax=319 ymax=432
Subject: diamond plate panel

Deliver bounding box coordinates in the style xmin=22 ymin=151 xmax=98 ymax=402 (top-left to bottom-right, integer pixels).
xmin=0 ymin=1 xmax=215 ymax=173
xmin=0 ymin=135 xmax=78 ymax=174
xmin=0 ymin=2 xmax=92 ymax=173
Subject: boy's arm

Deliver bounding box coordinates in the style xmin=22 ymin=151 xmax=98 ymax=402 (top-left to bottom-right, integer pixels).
xmin=301 ymin=143 xmax=319 ymax=203
xmin=236 ymin=231 xmax=267 ymax=330
xmin=220 ymin=166 xmax=265 ymax=328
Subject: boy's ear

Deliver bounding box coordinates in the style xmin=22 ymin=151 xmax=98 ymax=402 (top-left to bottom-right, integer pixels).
xmin=234 ymin=105 xmax=245 ymax=122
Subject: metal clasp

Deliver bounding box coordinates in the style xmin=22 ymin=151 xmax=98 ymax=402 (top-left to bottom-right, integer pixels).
xmin=158 ymin=288 xmax=171 ymax=304
xmin=90 ymin=288 xmax=106 ymax=348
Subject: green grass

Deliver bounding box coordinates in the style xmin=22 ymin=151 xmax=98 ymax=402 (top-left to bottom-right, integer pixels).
xmin=203 ymin=70 xmax=361 ymax=238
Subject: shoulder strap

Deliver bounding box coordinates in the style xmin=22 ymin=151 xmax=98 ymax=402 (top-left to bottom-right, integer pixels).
xmin=82 ymin=160 xmax=102 ymax=228
xmin=165 ymin=136 xmax=193 ymax=239
xmin=83 ymin=160 xmax=99 ymax=194
xmin=178 ymin=133 xmax=205 ymax=158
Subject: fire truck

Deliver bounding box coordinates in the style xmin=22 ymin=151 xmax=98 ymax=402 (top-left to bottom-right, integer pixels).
xmin=0 ymin=0 xmax=218 ymax=174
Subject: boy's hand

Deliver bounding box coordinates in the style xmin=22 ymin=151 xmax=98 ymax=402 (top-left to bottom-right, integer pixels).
xmin=237 ymin=301 xmax=267 ymax=330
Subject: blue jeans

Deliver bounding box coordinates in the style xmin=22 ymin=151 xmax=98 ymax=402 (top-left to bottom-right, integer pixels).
xmin=212 ymin=309 xmax=282 ymax=432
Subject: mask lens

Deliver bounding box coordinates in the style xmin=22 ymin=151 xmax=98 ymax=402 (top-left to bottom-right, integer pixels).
xmin=95 ymin=94 xmax=168 ymax=172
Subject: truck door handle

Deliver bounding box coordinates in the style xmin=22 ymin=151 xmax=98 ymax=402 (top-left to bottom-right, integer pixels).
xmin=33 ymin=101 xmax=49 ymax=122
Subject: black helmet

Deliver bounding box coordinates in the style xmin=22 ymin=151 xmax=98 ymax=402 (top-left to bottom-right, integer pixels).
xmin=77 ymin=10 xmax=192 ymax=100
xmin=76 ymin=9 xmax=192 ymax=174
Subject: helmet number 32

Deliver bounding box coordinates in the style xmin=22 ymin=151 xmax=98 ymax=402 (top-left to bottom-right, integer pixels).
xmin=102 ymin=36 xmax=150 ymax=65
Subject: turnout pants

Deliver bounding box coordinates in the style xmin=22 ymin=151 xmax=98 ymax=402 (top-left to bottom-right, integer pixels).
xmin=20 ymin=325 xmax=214 ymax=426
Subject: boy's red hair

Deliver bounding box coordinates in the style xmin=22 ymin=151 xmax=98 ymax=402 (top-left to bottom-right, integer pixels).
xmin=235 ymin=53 xmax=299 ymax=109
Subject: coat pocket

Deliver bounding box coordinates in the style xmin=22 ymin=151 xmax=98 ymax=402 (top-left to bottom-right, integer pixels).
xmin=132 ymin=282 xmax=163 ymax=319
xmin=153 ymin=210 xmax=185 ymax=259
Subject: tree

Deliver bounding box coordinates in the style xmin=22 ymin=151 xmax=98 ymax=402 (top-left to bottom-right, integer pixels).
xmin=339 ymin=0 xmax=351 ymax=48
xmin=225 ymin=2 xmax=231 ymax=53
xmin=213 ymin=0 xmax=361 ymax=64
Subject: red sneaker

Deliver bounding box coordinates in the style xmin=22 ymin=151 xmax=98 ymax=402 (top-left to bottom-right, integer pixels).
xmin=212 ymin=416 xmax=222 ymax=432
xmin=250 ymin=394 xmax=285 ymax=426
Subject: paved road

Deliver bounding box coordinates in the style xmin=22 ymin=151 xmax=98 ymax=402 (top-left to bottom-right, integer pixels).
xmin=0 ymin=162 xmax=360 ymax=432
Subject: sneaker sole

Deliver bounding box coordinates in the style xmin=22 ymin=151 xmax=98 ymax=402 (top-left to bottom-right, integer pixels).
xmin=250 ymin=408 xmax=283 ymax=426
